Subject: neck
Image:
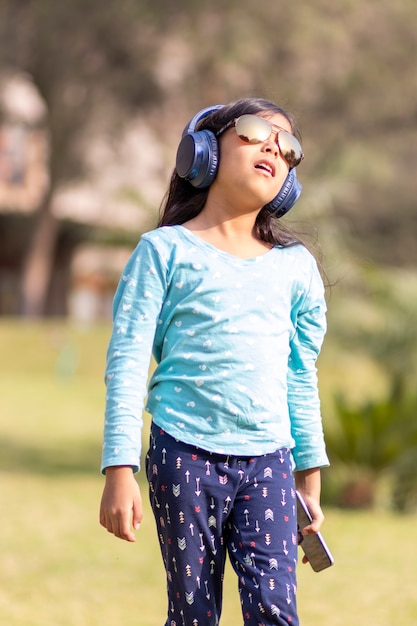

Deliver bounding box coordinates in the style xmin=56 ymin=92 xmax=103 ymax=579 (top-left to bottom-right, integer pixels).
xmin=181 ymin=199 xmax=271 ymax=259
xmin=192 ymin=187 xmax=262 ymax=232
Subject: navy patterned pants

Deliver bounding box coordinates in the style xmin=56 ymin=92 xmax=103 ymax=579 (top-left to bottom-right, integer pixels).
xmin=146 ymin=422 xmax=299 ymax=626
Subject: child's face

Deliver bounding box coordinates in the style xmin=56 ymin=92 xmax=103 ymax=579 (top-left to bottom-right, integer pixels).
xmin=212 ymin=112 xmax=293 ymax=211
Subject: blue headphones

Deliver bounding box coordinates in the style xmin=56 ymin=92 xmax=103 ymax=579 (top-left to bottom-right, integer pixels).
xmin=175 ymin=105 xmax=302 ymax=218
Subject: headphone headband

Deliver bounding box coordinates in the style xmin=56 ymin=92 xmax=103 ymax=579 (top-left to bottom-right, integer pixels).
xmin=182 ymin=104 xmax=224 ymax=136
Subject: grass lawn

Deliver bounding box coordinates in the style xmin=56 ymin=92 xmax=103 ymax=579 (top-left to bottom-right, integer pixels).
xmin=1 ymin=320 xmax=416 ymax=625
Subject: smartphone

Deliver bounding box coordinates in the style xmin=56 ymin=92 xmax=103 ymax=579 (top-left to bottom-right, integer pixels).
xmin=296 ymin=490 xmax=334 ymax=572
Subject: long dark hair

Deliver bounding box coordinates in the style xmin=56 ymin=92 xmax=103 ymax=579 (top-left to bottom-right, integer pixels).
xmin=158 ymin=97 xmax=306 ymax=248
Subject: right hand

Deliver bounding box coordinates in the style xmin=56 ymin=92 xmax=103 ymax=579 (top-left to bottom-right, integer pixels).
xmin=99 ymin=466 xmax=143 ymax=542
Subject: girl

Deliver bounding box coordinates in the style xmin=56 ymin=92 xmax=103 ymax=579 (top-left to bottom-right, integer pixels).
xmin=100 ymin=97 xmax=329 ymax=626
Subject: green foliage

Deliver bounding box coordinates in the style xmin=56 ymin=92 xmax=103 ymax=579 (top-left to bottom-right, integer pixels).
xmin=324 ymin=266 xmax=417 ymax=509
xmin=329 ymin=393 xmax=408 ymax=472
xmin=391 ymin=449 xmax=417 ymax=513
xmin=325 ymin=389 xmax=417 ymax=509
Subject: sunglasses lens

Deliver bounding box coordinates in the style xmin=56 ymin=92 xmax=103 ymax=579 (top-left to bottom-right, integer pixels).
xmin=235 ymin=114 xmax=303 ymax=167
xmin=278 ymin=130 xmax=303 ymax=168
xmin=235 ymin=115 xmax=271 ymax=144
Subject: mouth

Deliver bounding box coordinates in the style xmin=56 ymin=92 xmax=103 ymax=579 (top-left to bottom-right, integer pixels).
xmin=254 ymin=160 xmax=275 ymax=177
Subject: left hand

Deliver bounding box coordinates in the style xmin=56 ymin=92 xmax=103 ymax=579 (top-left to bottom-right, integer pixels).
xmin=294 ymin=467 xmax=324 ymax=564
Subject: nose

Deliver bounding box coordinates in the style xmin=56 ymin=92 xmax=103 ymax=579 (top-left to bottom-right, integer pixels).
xmin=262 ymin=131 xmax=279 ymax=157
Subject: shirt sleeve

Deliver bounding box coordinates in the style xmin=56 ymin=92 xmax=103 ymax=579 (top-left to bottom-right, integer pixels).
xmin=287 ymin=254 xmax=329 ymax=471
xmin=101 ymin=237 xmax=167 ymax=473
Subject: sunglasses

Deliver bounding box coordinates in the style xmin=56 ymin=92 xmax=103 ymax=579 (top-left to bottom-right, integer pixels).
xmin=217 ymin=114 xmax=304 ymax=169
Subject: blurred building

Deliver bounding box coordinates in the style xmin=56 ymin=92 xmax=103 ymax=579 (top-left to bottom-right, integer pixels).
xmin=0 ymin=72 xmax=162 ymax=321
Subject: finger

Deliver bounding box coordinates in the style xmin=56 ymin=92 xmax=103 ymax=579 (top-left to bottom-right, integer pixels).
xmin=301 ymin=505 xmax=324 ymax=535
xmin=306 ymin=512 xmax=325 ymax=535
xmin=99 ymin=509 xmax=113 ymax=534
xmin=100 ymin=509 xmax=123 ymax=539
xmin=99 ymin=509 xmax=112 ymax=532
xmin=301 ymin=520 xmax=321 ymax=535
xmin=103 ymin=515 xmax=115 ymax=536
xmin=114 ymin=513 xmax=137 ymax=542
xmin=119 ymin=526 xmax=136 ymax=542
xmin=301 ymin=523 xmax=315 ymax=535
xmin=132 ymin=498 xmax=143 ymax=531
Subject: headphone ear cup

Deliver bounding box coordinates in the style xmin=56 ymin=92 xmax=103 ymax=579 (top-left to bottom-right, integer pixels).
xmin=176 ymin=129 xmax=219 ymax=189
xmin=264 ymin=168 xmax=302 ymax=217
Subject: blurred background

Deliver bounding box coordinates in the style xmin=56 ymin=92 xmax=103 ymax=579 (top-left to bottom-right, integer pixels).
xmin=1 ymin=1 xmax=417 ymax=624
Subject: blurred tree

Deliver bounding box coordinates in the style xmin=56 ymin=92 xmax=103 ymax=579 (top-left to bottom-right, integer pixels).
xmin=1 ymin=0 xmax=417 ymax=315
xmin=0 ymin=0 xmax=162 ymax=316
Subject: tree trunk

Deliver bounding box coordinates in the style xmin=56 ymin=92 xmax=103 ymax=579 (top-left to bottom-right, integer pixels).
xmin=20 ymin=193 xmax=59 ymax=318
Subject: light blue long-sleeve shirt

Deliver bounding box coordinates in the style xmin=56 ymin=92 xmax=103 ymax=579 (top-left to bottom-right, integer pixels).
xmin=102 ymin=225 xmax=329 ymax=473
